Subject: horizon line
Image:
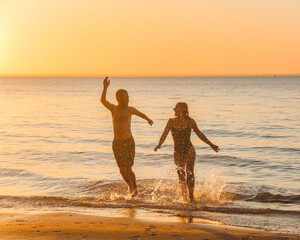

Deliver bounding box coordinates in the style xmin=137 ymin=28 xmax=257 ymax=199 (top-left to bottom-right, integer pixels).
xmin=0 ymin=73 xmax=300 ymax=78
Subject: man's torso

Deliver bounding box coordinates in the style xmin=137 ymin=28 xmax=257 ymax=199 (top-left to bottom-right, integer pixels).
xmin=111 ymin=106 xmax=133 ymax=140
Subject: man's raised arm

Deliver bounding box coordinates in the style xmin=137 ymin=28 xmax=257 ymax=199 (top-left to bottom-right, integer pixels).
xmin=101 ymin=77 xmax=114 ymax=111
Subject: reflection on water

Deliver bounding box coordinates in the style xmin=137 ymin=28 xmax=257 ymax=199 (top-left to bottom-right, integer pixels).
xmin=123 ymin=208 xmax=136 ymax=218
xmin=177 ymin=212 xmax=195 ymax=223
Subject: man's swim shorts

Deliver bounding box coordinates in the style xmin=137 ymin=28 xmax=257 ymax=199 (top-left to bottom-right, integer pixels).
xmin=112 ymin=137 xmax=135 ymax=167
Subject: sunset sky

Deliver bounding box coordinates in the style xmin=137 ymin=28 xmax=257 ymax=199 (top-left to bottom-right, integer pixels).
xmin=1 ymin=0 xmax=300 ymax=76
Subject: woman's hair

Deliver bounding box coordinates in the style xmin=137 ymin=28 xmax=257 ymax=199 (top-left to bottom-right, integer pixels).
xmin=175 ymin=102 xmax=190 ymax=118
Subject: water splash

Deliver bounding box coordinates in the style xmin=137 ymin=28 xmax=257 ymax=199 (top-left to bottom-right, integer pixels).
xmin=148 ymin=168 xmax=178 ymax=203
xmin=109 ymin=192 xmax=132 ymax=201
xmin=195 ymin=169 xmax=228 ymax=204
xmin=93 ymin=168 xmax=230 ymax=207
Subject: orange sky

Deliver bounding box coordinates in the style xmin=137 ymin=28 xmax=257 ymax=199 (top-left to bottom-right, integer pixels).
xmin=1 ymin=0 xmax=300 ymax=76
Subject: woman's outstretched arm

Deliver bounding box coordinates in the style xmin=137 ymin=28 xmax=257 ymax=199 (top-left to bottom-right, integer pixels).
xmin=154 ymin=119 xmax=172 ymax=151
xmin=190 ymin=118 xmax=220 ymax=152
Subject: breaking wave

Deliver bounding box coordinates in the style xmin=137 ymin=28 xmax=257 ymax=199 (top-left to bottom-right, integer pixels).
xmin=0 ymin=174 xmax=299 ymax=216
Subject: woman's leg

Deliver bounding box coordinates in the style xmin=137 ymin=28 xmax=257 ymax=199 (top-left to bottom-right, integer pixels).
xmin=174 ymin=151 xmax=187 ymax=200
xmin=185 ymin=147 xmax=196 ymax=202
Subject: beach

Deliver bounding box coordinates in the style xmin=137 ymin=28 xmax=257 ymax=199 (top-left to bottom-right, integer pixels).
xmin=0 ymin=212 xmax=299 ymax=240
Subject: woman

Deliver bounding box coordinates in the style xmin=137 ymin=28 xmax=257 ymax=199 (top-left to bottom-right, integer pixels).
xmin=154 ymin=102 xmax=219 ymax=202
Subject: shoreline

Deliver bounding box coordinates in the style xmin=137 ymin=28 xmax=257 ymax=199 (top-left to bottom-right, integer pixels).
xmin=0 ymin=211 xmax=299 ymax=240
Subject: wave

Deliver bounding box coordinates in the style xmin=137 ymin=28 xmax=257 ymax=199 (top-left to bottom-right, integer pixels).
xmin=0 ymin=163 xmax=299 ymax=206
xmin=196 ymin=154 xmax=299 ymax=172
xmin=246 ymin=192 xmax=300 ymax=204
xmin=220 ymin=191 xmax=300 ymax=204
xmin=0 ymin=195 xmax=299 ymax=216
xmin=0 ymin=178 xmax=299 ymax=216
xmin=203 ymin=129 xmax=296 ymax=139
xmin=0 ymin=167 xmax=85 ymax=182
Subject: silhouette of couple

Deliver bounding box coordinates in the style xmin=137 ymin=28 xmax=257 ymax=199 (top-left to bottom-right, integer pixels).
xmin=101 ymin=77 xmax=219 ymax=202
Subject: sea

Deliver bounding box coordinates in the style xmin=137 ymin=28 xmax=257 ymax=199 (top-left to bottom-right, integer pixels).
xmin=0 ymin=76 xmax=299 ymax=234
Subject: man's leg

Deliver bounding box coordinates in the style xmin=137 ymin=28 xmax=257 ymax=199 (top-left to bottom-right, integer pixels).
xmin=123 ymin=166 xmax=137 ymax=197
xmin=119 ymin=166 xmax=133 ymax=192
xmin=113 ymin=140 xmax=133 ymax=193
xmin=114 ymin=138 xmax=137 ymax=196
xmin=125 ymin=137 xmax=137 ymax=197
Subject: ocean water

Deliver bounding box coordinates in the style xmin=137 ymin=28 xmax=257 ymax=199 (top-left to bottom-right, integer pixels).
xmin=0 ymin=77 xmax=299 ymax=233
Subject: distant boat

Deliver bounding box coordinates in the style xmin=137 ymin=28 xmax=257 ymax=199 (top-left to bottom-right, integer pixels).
xmin=273 ymin=75 xmax=277 ymax=77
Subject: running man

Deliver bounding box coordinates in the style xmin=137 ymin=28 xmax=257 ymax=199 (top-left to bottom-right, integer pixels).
xmin=101 ymin=77 xmax=153 ymax=197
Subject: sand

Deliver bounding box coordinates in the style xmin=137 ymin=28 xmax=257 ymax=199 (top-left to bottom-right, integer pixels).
xmin=0 ymin=212 xmax=298 ymax=240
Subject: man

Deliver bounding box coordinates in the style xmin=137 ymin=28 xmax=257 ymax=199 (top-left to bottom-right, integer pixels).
xmin=101 ymin=77 xmax=153 ymax=197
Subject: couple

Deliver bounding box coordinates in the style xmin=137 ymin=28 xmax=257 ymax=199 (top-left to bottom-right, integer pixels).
xmin=101 ymin=77 xmax=219 ymax=202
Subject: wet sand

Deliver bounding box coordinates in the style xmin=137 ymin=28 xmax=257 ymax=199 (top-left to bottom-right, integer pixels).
xmin=0 ymin=212 xmax=298 ymax=240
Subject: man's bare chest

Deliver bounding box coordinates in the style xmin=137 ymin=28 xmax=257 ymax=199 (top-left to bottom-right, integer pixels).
xmin=113 ymin=110 xmax=131 ymax=123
